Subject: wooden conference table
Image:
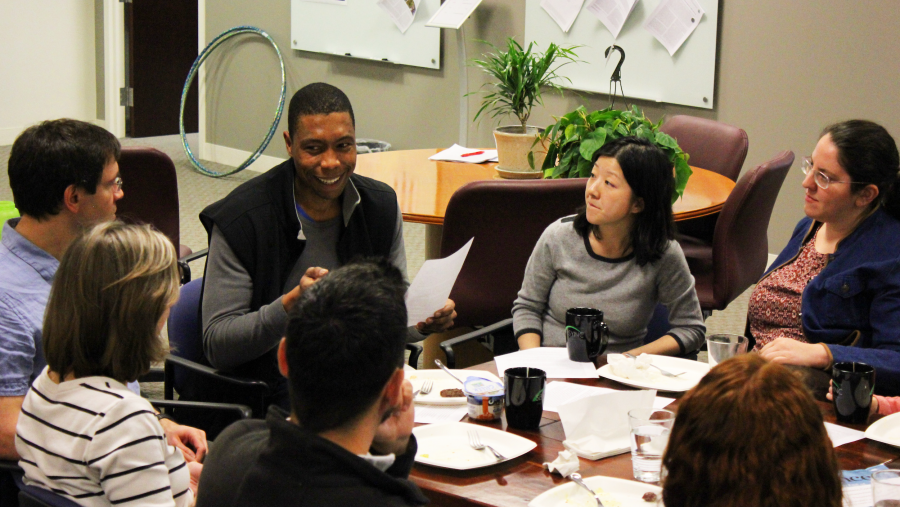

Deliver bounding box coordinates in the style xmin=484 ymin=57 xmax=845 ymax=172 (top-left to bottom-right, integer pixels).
xmin=409 ymin=360 xmax=900 ymax=507
xmin=355 ymin=148 xmax=736 ymax=226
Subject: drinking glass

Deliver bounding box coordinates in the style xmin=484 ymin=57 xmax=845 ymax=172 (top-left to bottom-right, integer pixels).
xmin=628 ymin=408 xmax=675 ymax=483
xmin=706 ymin=334 xmax=748 ymax=366
xmin=872 ymin=469 xmax=900 ymax=506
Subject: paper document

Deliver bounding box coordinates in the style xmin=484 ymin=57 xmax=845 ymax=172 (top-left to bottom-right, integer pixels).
xmin=543 ymin=381 xmax=674 ymax=412
xmin=414 ymin=404 xmax=468 ymax=424
xmin=377 ymin=0 xmax=421 ymax=33
xmin=841 ymin=465 xmax=888 ymax=507
xmin=824 ymin=422 xmax=866 ymax=448
xmin=425 ymin=0 xmax=482 ymax=29
xmin=540 ymin=0 xmax=586 ymax=33
xmin=494 ymin=347 xmax=598 ymax=379
xmin=405 ymin=238 xmax=473 ymax=326
xmin=428 ymin=144 xmax=498 ymax=164
xmin=585 ymin=0 xmax=638 ymax=39
xmin=643 ymin=0 xmax=704 ymax=56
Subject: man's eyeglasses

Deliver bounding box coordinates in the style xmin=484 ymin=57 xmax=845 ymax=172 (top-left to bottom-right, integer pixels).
xmin=801 ymin=157 xmax=868 ymax=189
xmin=110 ymin=176 xmax=123 ymax=192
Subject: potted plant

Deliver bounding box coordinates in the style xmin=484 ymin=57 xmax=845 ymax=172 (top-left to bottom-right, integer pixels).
xmin=470 ymin=38 xmax=579 ymax=178
xmin=537 ymin=105 xmax=692 ymax=202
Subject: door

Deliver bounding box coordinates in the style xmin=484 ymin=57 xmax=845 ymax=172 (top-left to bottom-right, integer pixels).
xmin=125 ymin=0 xmax=198 ymax=138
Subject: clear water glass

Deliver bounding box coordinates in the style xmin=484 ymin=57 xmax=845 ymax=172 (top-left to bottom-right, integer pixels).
xmin=628 ymin=408 xmax=675 ymax=483
xmin=873 ymin=470 xmax=900 ymax=506
xmin=706 ymin=334 xmax=749 ymax=367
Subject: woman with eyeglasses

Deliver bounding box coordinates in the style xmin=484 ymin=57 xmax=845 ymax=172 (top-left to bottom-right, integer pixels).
xmin=748 ymin=120 xmax=900 ymax=394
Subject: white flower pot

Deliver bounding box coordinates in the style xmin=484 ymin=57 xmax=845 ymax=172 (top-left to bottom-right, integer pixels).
xmin=493 ymin=126 xmax=547 ymax=179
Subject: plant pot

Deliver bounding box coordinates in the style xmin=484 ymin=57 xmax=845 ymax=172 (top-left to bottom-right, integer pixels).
xmin=493 ymin=126 xmax=547 ymax=179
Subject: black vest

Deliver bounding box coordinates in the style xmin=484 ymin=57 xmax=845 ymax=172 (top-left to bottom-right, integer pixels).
xmin=199 ymin=159 xmax=398 ymax=386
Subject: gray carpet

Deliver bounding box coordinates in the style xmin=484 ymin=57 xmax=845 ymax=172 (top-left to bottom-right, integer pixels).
xmin=0 ymin=134 xmax=751 ymax=397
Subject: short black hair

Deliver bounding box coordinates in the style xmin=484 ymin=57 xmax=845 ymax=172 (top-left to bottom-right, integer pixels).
xmin=284 ymin=259 xmax=407 ymax=433
xmin=8 ymin=119 xmax=120 ymax=220
xmin=574 ymin=136 xmax=676 ymax=266
xmin=287 ymin=82 xmax=356 ymax=140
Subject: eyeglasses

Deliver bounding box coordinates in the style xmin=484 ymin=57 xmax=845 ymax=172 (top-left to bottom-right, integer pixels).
xmin=801 ymin=157 xmax=868 ymax=189
xmin=110 ymin=176 xmax=123 ymax=192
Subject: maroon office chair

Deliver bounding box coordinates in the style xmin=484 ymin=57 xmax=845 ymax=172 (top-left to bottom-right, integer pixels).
xmin=437 ymin=178 xmax=586 ymax=367
xmin=677 ymin=151 xmax=794 ymax=313
xmin=116 ymin=146 xmax=192 ymax=259
xmin=661 ymin=115 xmax=750 ymax=243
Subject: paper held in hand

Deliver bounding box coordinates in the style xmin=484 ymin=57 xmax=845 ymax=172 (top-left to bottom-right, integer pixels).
xmin=405 ymin=238 xmax=473 ymax=327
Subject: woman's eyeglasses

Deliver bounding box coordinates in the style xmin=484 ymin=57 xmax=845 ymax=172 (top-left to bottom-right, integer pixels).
xmin=801 ymin=157 xmax=869 ymax=189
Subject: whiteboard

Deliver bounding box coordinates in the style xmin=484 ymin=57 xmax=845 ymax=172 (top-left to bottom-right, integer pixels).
xmin=290 ymin=0 xmax=441 ymax=70
xmin=524 ymin=0 xmax=718 ymax=109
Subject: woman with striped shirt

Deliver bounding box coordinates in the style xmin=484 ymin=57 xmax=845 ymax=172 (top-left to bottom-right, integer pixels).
xmin=15 ymin=221 xmax=200 ymax=506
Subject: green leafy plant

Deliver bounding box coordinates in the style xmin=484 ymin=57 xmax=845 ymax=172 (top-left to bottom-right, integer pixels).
xmin=536 ymin=105 xmax=692 ymax=202
xmin=470 ymin=38 xmax=579 ymax=133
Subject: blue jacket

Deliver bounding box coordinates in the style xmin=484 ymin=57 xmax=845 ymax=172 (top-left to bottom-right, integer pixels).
xmin=759 ymin=208 xmax=900 ymax=395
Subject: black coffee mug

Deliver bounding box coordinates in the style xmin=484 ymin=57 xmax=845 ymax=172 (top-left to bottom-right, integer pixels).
xmin=504 ymin=367 xmax=546 ymax=429
xmin=832 ymin=362 xmax=876 ymax=424
xmin=565 ymin=308 xmax=610 ymax=362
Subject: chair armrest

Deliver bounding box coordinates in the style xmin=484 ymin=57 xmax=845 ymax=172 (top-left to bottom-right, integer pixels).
xmin=177 ymin=248 xmax=209 ymax=284
xmin=0 ymin=459 xmax=21 ymax=473
xmin=163 ymin=355 xmax=270 ymax=398
xmin=150 ymin=399 xmax=253 ymax=420
xmin=405 ymin=343 xmax=423 ymax=368
xmin=439 ymin=318 xmax=513 ymax=368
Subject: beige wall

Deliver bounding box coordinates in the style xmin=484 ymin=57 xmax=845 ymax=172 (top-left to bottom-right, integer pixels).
xmin=205 ymin=0 xmax=900 ymax=249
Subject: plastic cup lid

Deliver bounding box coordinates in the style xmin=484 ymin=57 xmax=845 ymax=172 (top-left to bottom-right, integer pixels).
xmin=463 ymin=377 xmax=504 ymax=397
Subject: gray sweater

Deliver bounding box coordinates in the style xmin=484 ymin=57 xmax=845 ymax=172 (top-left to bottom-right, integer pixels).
xmin=512 ymin=217 xmax=705 ymax=353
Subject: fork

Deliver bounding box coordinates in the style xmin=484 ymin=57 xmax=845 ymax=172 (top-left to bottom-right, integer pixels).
xmin=569 ymin=473 xmax=605 ymax=507
xmin=623 ymin=352 xmax=685 ymax=378
xmin=467 ymin=430 xmax=506 ymax=460
xmin=416 ymin=380 xmax=433 ymax=398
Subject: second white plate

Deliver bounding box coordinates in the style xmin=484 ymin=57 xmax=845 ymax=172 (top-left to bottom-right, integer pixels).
xmin=407 ymin=369 xmax=501 ymax=405
xmin=865 ymin=412 xmax=900 ymax=448
xmin=597 ymin=354 xmax=710 ymax=392
xmin=529 ymin=475 xmax=662 ymax=507
xmin=413 ymin=422 xmax=536 ymax=470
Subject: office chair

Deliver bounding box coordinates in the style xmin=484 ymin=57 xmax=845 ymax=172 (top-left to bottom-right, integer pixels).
xmin=436 ymin=178 xmax=586 ymax=367
xmin=677 ymin=151 xmax=794 ymax=314
xmin=660 ymin=115 xmax=750 ymax=245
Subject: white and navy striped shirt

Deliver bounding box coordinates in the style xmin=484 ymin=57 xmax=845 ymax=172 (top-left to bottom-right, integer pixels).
xmin=15 ymin=368 xmax=193 ymax=507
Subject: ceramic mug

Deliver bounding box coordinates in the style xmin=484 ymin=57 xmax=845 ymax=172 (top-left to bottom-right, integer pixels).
xmin=565 ymin=308 xmax=609 ymax=362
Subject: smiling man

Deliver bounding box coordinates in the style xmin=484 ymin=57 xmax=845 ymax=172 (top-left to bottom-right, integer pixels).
xmin=197 ymin=83 xmax=455 ymax=410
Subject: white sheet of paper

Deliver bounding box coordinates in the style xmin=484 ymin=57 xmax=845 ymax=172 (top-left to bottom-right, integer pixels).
xmin=842 ymin=485 xmax=872 ymax=507
xmin=377 ymin=0 xmax=418 ymax=33
xmin=824 ymin=422 xmax=866 ymax=448
xmin=428 ymin=144 xmax=498 ymax=164
xmin=493 ymin=347 xmax=598 ymax=379
xmin=643 ymin=0 xmax=704 ymax=56
xmin=425 ymin=0 xmax=482 ymax=29
xmin=540 ymin=0 xmax=586 ymax=33
xmin=543 ymin=381 xmax=675 ymax=412
xmin=585 ymin=0 xmax=638 ymax=39
xmin=414 ymin=404 xmax=468 ymax=424
xmin=405 ymin=238 xmax=473 ymax=326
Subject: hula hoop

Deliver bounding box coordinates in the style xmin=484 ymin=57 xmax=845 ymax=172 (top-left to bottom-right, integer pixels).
xmin=179 ymin=26 xmax=286 ymax=178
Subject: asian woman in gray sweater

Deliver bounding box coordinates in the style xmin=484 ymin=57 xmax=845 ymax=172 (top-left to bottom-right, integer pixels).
xmin=512 ymin=137 xmax=705 ymax=356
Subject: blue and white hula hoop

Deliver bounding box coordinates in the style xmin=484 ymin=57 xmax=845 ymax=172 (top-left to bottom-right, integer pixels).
xmin=180 ymin=25 xmax=286 ymax=178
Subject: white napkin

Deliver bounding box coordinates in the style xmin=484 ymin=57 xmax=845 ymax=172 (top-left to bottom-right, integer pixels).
xmin=558 ymin=389 xmax=656 ymax=460
xmin=542 ymin=449 xmax=580 ymax=477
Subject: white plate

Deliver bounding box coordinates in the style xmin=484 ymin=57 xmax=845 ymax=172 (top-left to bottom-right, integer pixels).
xmin=597 ymin=354 xmax=710 ymax=392
xmin=529 ymin=475 xmax=662 ymax=507
xmin=865 ymin=412 xmax=900 ymax=448
xmin=413 ymin=422 xmax=536 ymax=470
xmin=407 ymin=369 xmax=501 ymax=405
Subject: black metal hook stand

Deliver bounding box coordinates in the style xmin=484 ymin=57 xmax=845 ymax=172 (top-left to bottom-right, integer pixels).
xmin=604 ymin=45 xmax=630 ymax=110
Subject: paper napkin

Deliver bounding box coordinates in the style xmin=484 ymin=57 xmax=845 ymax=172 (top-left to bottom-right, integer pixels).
xmin=558 ymin=389 xmax=656 ymax=460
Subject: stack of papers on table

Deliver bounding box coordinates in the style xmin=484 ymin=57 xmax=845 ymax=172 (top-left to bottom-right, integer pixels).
xmin=494 ymin=347 xmax=599 ymax=379
xmin=428 ymin=144 xmax=498 ymax=164
xmin=543 ymin=381 xmax=675 ymax=412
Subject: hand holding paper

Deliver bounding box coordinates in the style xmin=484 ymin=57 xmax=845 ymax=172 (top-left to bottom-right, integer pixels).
xmin=405 ymin=238 xmax=473 ymax=327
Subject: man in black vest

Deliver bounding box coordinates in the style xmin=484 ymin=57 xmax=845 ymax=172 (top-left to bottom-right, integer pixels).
xmin=198 ymin=83 xmax=456 ymax=409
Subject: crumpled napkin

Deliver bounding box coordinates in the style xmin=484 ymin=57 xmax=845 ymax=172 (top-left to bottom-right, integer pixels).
xmin=558 ymin=389 xmax=656 ymax=460
xmin=542 ymin=449 xmax=580 ymax=477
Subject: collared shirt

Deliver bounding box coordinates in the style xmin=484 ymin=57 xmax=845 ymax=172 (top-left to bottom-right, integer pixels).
xmin=0 ymin=218 xmax=57 ymax=396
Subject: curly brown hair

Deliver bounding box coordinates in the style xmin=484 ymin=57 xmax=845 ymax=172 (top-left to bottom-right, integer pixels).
xmin=661 ymin=354 xmax=842 ymax=507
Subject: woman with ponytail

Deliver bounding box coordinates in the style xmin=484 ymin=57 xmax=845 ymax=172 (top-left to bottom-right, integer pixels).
xmin=748 ymin=120 xmax=900 ymax=394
